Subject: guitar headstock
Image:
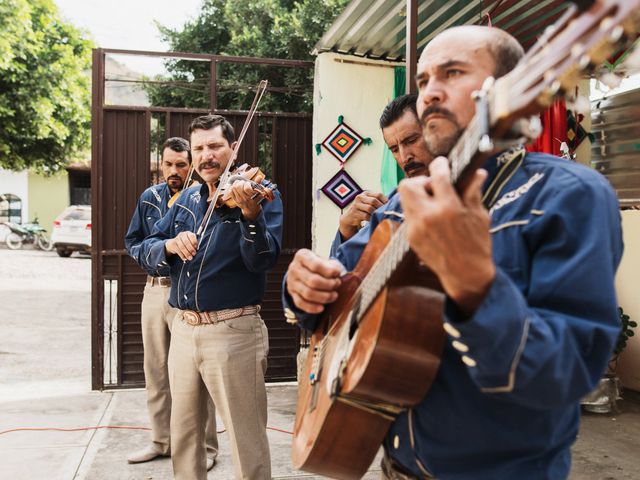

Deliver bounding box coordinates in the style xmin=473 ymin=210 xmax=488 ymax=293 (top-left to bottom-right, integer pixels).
xmin=490 ymin=0 xmax=640 ymax=131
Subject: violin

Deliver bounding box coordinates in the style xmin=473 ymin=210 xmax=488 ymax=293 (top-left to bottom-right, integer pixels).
xmin=215 ymin=163 xmax=275 ymax=209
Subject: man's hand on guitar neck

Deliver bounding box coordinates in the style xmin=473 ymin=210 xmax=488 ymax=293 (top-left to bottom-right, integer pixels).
xmin=399 ymin=156 xmax=495 ymax=316
xmin=339 ymin=191 xmax=387 ymax=241
xmin=286 ymin=249 xmax=344 ymax=314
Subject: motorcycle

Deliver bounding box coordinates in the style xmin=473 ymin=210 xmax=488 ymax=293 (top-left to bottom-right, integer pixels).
xmin=2 ymin=219 xmax=53 ymax=251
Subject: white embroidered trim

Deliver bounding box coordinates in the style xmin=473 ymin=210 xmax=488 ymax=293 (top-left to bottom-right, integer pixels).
xmin=489 ymin=172 xmax=545 ymax=215
xmin=383 ymin=211 xmax=404 ymax=219
xmin=489 ymin=220 xmax=530 ymax=233
xmin=142 ymin=201 xmax=162 ymax=216
xmin=151 ymin=187 xmax=162 ymax=202
xmin=480 ymin=317 xmax=531 ymax=393
xmin=176 ymin=204 xmax=197 ymax=225
xmin=531 ymin=209 xmax=545 ymax=216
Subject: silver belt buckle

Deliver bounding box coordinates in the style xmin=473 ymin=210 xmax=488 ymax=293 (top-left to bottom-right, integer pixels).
xmin=183 ymin=310 xmax=200 ymax=326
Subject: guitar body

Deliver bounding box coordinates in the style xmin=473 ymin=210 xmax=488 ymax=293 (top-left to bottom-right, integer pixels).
xmin=292 ymin=219 xmax=446 ymax=479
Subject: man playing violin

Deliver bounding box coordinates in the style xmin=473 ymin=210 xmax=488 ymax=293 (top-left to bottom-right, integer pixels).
xmin=124 ymin=137 xmax=219 ymax=469
xmin=140 ymin=114 xmax=282 ymax=479
xmin=284 ymin=26 xmax=622 ymax=479
xmin=331 ymin=93 xmax=433 ymax=255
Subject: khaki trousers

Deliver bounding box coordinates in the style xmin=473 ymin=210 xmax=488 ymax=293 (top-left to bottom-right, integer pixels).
xmin=168 ymin=309 xmax=271 ymax=480
xmin=140 ymin=283 xmax=218 ymax=458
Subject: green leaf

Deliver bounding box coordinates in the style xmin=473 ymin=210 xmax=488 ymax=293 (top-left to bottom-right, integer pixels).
xmin=0 ymin=0 xmax=93 ymax=172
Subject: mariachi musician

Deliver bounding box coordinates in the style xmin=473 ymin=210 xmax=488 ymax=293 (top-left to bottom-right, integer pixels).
xmin=124 ymin=137 xmax=219 ymax=470
xmin=139 ymin=114 xmax=283 ymax=480
xmin=283 ymin=25 xmax=622 ymax=479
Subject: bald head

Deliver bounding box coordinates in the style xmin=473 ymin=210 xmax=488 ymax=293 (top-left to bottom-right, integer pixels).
xmin=415 ymin=26 xmax=525 ymax=157
xmin=421 ymin=26 xmax=524 ymax=79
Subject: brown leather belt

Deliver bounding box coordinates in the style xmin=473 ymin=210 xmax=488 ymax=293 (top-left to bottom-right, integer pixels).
xmin=182 ymin=305 xmax=260 ymax=326
xmin=147 ymin=275 xmax=171 ymax=287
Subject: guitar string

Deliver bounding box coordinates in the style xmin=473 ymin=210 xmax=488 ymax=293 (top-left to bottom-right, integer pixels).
xmin=353 ymin=116 xmax=482 ymax=323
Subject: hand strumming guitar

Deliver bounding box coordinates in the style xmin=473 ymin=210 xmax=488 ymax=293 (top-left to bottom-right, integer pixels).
xmin=286 ymin=249 xmax=344 ymax=314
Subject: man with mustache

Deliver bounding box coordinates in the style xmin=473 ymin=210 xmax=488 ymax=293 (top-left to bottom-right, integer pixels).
xmin=333 ymin=94 xmax=432 ymax=248
xmin=140 ymin=115 xmax=282 ymax=479
xmin=284 ymin=26 xmax=622 ymax=479
xmin=125 ymin=137 xmax=218 ymax=469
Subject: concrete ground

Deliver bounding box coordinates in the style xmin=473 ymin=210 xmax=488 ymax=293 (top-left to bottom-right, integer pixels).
xmin=0 ymin=248 xmax=639 ymax=479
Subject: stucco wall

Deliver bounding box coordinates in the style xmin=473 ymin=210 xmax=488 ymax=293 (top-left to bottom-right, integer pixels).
xmin=27 ymin=171 xmax=69 ymax=233
xmin=615 ymin=210 xmax=640 ymax=392
xmin=312 ymin=53 xmax=398 ymax=256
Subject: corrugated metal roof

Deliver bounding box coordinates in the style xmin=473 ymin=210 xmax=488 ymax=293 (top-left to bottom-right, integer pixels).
xmin=591 ymin=88 xmax=640 ymax=205
xmin=315 ymin=0 xmax=571 ymax=60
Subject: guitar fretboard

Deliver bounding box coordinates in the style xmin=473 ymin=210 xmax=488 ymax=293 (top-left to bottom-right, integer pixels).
xmin=354 ymin=114 xmax=482 ymax=323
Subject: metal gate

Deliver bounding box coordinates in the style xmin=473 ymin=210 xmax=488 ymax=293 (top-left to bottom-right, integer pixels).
xmin=91 ymin=49 xmax=313 ymax=389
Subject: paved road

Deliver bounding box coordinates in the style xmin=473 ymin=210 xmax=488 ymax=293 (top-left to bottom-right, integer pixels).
xmin=0 ymin=248 xmax=91 ymax=401
xmin=1 ymin=247 xmax=638 ymax=479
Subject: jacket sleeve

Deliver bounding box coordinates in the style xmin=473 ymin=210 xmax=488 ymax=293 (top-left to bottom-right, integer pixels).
xmin=328 ymin=230 xmax=344 ymax=258
xmin=443 ymin=175 xmax=623 ymax=409
xmin=238 ymin=189 xmax=283 ymax=272
xmin=138 ymin=207 xmax=176 ymax=276
xmin=124 ymin=198 xmax=147 ymax=267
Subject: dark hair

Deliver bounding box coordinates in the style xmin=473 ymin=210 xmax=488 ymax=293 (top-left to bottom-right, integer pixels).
xmin=162 ymin=137 xmax=191 ymax=162
xmin=162 ymin=137 xmax=190 ymax=153
xmin=488 ymin=33 xmax=525 ymax=79
xmin=188 ymin=114 xmax=235 ymax=144
xmin=379 ymin=94 xmax=418 ymax=129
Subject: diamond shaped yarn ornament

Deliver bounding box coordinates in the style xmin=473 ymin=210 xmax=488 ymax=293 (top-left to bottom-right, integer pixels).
xmin=321 ymin=170 xmax=363 ymax=208
xmin=321 ymin=122 xmax=364 ymax=164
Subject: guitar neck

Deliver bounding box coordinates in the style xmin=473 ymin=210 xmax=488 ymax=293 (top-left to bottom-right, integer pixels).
xmin=356 ymin=117 xmax=484 ymax=318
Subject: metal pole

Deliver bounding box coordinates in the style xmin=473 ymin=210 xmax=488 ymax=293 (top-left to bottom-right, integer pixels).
xmin=406 ymin=0 xmax=418 ymax=94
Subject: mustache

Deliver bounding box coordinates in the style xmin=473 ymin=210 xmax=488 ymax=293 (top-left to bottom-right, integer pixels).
xmin=403 ymin=161 xmax=424 ymax=174
xmin=420 ymin=106 xmax=458 ymax=126
xmin=198 ymin=161 xmax=220 ymax=170
xmin=167 ymin=175 xmax=182 ymax=181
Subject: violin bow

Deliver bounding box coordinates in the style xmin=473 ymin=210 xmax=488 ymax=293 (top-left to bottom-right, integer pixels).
xmin=195 ymin=79 xmax=269 ymax=248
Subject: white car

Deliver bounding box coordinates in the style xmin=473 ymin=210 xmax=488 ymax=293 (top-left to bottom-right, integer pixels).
xmin=51 ymin=205 xmax=92 ymax=257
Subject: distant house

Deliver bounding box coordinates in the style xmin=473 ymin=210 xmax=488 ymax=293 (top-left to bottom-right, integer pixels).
xmin=0 ymin=168 xmax=71 ymax=242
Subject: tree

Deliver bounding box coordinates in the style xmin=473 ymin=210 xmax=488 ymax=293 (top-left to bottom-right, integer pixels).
xmin=146 ymin=0 xmax=349 ymax=113
xmin=0 ymin=0 xmax=93 ymax=173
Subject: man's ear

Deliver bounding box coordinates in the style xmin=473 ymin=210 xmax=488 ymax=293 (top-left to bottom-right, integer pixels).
xmin=230 ymin=141 xmax=238 ymax=150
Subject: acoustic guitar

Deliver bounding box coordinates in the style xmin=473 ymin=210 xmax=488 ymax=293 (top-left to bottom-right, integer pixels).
xmin=292 ymin=1 xmax=640 ymax=478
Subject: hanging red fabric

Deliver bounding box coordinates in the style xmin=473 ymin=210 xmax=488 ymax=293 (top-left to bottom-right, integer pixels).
xmin=527 ymin=99 xmax=568 ymax=157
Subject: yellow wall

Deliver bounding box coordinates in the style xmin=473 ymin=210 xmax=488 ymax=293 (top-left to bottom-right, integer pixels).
xmin=27 ymin=170 xmax=69 ymax=233
xmin=312 ymin=53 xmax=398 ymax=256
xmin=615 ymin=210 xmax=640 ymax=391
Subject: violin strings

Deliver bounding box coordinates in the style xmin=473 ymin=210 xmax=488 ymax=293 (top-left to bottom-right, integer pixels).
xmin=196 ymin=80 xmax=269 ymax=248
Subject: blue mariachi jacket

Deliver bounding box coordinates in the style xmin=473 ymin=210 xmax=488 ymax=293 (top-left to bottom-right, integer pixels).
xmin=140 ymin=181 xmax=283 ymax=312
xmin=125 ymin=182 xmax=172 ymax=277
xmin=284 ymin=152 xmax=623 ymax=479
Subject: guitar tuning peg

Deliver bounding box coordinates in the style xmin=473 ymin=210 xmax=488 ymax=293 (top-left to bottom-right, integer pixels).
xmin=609 ymin=25 xmax=625 ymax=44
xmin=599 ymin=72 xmax=622 ymax=89
xmin=578 ymin=54 xmax=594 ymax=72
